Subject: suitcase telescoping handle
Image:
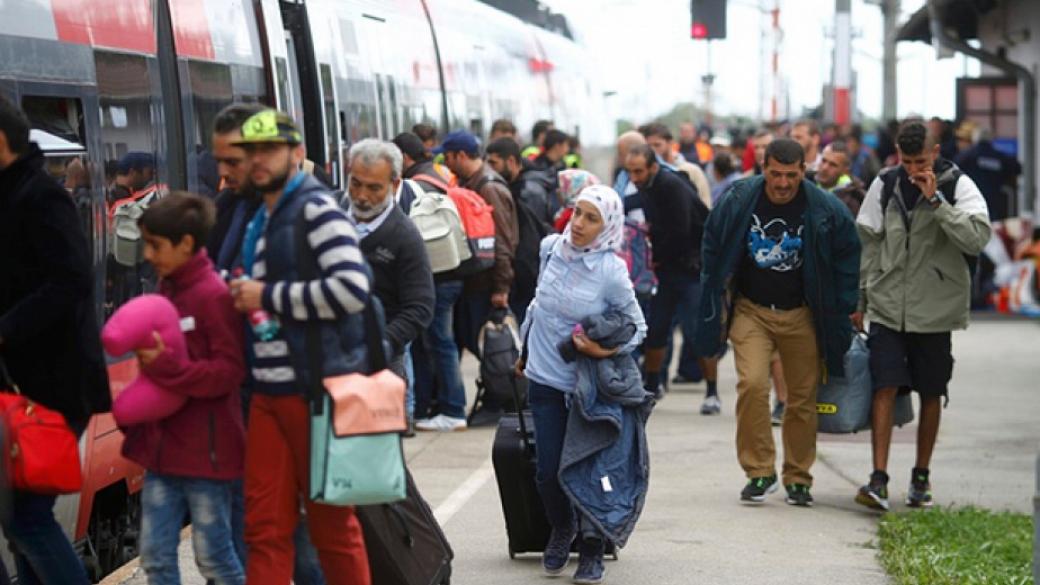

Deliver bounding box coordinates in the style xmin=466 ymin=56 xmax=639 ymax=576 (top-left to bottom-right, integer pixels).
xmin=510 ymin=374 xmax=532 ymax=452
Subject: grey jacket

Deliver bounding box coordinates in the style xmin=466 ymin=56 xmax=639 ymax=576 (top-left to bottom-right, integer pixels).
xmin=559 ymin=312 xmax=653 ymax=548
xmin=857 ymin=162 xmax=991 ymax=332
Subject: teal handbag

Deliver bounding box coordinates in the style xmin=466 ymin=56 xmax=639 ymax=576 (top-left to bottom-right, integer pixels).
xmin=303 ymin=302 xmax=407 ymax=506
xmin=296 ymin=213 xmax=406 ymax=506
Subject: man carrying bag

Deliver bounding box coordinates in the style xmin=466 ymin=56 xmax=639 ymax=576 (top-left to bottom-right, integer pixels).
xmin=229 ymin=109 xmax=378 ymax=584
xmin=0 ymin=95 xmax=109 ymax=584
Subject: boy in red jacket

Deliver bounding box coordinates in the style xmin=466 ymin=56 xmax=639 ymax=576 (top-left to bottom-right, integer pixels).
xmin=121 ymin=192 xmax=246 ymax=584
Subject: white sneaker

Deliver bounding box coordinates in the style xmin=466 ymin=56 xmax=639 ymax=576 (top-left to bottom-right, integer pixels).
xmin=414 ymin=414 xmax=468 ymax=432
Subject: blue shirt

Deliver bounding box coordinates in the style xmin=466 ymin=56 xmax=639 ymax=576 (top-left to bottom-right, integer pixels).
xmin=521 ymin=235 xmax=647 ymax=392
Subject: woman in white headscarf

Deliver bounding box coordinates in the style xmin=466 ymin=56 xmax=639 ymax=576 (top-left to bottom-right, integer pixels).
xmin=517 ymin=185 xmax=646 ymax=583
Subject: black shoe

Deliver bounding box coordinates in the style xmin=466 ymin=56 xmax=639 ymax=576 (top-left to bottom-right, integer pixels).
xmin=785 ymin=483 xmax=814 ymax=507
xmin=740 ymin=475 xmax=778 ymax=503
xmin=855 ymin=471 xmax=890 ymax=511
xmin=906 ymin=468 xmax=933 ymax=508
xmin=770 ymin=401 xmax=785 ymax=427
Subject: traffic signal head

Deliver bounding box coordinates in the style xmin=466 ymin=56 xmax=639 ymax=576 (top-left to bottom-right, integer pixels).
xmin=691 ymin=0 xmax=727 ymax=40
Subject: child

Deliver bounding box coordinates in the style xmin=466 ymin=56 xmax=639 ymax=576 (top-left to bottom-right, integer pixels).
xmin=120 ymin=192 xmax=247 ymax=584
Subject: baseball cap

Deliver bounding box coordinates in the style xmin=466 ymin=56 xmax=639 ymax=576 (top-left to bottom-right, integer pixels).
xmin=431 ymin=130 xmax=480 ymax=155
xmin=117 ymin=151 xmax=155 ymax=174
xmin=232 ymin=109 xmax=303 ymax=145
xmin=392 ymin=132 xmax=430 ymax=161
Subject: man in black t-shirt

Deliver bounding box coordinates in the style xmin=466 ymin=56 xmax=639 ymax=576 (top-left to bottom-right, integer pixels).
xmin=696 ymin=138 xmax=861 ymax=507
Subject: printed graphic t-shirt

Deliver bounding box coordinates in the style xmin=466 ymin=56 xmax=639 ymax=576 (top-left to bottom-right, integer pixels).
xmin=737 ymin=188 xmax=807 ymax=310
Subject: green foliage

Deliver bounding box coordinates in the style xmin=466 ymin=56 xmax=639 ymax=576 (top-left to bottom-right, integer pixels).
xmin=878 ymin=506 xmax=1034 ymax=585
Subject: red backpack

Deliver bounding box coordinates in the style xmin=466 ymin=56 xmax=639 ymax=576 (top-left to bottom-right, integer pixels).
xmin=415 ymin=174 xmax=496 ymax=275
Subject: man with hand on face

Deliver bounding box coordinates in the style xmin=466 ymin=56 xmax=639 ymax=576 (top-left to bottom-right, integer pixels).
xmin=695 ymin=138 xmax=861 ymax=508
xmin=228 ymin=109 xmax=372 ymax=584
xmin=343 ymin=139 xmax=435 ymax=424
xmin=853 ymin=120 xmax=990 ymax=512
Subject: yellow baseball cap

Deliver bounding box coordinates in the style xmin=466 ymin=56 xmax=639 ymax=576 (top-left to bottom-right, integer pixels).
xmin=233 ymin=109 xmax=303 ymax=145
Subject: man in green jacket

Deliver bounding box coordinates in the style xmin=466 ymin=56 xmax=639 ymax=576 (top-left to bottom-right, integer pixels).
xmin=853 ymin=120 xmax=991 ymax=511
xmin=695 ymin=139 xmax=861 ymax=507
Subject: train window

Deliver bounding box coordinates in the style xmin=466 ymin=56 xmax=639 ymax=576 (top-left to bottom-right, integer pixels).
xmin=183 ymin=60 xmax=233 ymax=198
xmin=320 ymin=63 xmax=340 ymax=187
xmin=20 ymin=96 xmax=96 ymax=262
xmin=275 ymin=57 xmax=292 ymax=116
xmin=94 ymin=50 xmax=164 ymax=316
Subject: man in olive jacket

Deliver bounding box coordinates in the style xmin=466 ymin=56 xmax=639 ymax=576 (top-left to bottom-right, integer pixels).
xmin=695 ymin=139 xmax=861 ymax=507
xmin=853 ymin=120 xmax=990 ymax=511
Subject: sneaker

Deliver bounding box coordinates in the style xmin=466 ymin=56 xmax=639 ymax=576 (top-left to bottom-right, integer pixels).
xmin=770 ymin=401 xmax=785 ymax=426
xmin=906 ymin=468 xmax=933 ymax=508
xmin=414 ymin=414 xmax=467 ymax=432
xmin=740 ymin=475 xmax=778 ymax=503
xmin=785 ymin=483 xmax=814 ymax=507
xmin=855 ymin=471 xmax=890 ymax=511
xmin=699 ymin=394 xmax=722 ymax=415
xmin=542 ymin=526 xmax=576 ymax=576
xmin=572 ymin=540 xmax=605 ymax=584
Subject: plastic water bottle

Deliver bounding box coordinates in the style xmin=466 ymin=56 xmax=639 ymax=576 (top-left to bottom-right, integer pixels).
xmin=233 ymin=268 xmax=280 ymax=341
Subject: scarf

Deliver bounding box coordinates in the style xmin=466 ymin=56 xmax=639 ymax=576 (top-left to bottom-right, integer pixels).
xmin=558 ymin=184 xmax=624 ymax=262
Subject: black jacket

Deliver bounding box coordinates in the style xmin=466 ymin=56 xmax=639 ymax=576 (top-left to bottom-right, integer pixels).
xmin=0 ymin=145 xmax=110 ymax=422
xmin=359 ymin=206 xmax=435 ymax=354
xmin=207 ymin=188 xmax=262 ymax=271
xmin=511 ymin=167 xmax=554 ymax=226
xmin=640 ymin=167 xmax=709 ymax=275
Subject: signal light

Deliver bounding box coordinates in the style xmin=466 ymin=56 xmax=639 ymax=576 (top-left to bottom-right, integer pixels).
xmin=691 ymin=0 xmax=727 ymax=40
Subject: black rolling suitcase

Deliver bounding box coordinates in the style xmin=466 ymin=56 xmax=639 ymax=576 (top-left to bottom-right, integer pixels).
xmin=357 ymin=469 xmax=453 ymax=585
xmin=491 ymin=377 xmax=616 ymax=559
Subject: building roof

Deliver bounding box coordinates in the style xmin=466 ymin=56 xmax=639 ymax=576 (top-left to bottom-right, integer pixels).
xmin=896 ymin=0 xmax=999 ymax=43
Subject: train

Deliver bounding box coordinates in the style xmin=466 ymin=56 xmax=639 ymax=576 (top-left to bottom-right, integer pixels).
xmin=0 ymin=0 xmax=611 ymax=580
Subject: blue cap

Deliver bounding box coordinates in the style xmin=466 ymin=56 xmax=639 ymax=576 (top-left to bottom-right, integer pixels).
xmin=117 ymin=151 xmax=156 ymax=174
xmin=432 ymin=130 xmax=480 ymax=155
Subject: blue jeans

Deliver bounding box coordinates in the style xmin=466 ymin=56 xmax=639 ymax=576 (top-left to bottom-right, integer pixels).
xmin=140 ymin=473 xmax=244 ymax=585
xmin=414 ymin=280 xmax=467 ymax=419
xmin=527 ymin=381 xmax=574 ymax=532
xmin=2 ymin=491 xmax=90 ymax=584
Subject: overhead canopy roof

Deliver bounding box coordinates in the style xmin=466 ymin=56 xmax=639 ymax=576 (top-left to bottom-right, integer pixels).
xmin=896 ymin=0 xmax=999 ymax=43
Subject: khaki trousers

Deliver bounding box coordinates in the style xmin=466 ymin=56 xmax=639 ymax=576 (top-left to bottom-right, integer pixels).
xmin=730 ymin=298 xmax=820 ymax=486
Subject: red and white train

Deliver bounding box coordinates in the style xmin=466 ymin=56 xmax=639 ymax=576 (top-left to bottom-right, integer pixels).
xmin=0 ymin=0 xmax=609 ymax=579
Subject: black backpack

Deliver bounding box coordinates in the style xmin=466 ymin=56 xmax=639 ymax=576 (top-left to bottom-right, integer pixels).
xmin=877 ymin=164 xmax=978 ymax=278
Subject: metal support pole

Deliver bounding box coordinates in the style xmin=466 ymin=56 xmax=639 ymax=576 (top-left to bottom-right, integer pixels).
xmin=881 ymin=0 xmax=900 ymax=121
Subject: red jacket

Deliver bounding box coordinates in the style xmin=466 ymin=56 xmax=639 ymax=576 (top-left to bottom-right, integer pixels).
xmin=121 ymin=251 xmax=246 ymax=480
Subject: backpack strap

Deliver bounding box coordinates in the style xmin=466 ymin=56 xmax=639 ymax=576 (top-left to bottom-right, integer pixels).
xmin=413 ymin=173 xmax=449 ymax=193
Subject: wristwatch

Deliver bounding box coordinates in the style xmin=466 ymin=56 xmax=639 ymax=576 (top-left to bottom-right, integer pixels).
xmin=926 ymin=192 xmax=945 ymax=208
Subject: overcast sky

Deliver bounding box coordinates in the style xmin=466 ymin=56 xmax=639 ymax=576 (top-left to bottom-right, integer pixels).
xmin=544 ymin=0 xmax=980 ymax=124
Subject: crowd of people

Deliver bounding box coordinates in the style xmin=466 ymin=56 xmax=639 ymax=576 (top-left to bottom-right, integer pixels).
xmin=0 ymin=83 xmax=1005 ymax=584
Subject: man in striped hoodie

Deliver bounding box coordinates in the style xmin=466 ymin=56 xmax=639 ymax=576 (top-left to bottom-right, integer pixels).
xmin=228 ymin=110 xmax=372 ymax=585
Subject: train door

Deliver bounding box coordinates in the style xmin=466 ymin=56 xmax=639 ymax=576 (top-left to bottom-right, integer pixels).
xmin=256 ymin=0 xmax=325 ymax=165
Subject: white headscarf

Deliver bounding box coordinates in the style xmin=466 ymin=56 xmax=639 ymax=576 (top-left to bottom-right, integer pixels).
xmin=558 ymin=184 xmax=625 ymax=262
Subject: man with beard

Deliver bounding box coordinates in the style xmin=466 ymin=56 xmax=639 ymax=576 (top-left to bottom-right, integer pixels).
xmin=623 ymin=144 xmax=716 ymax=413
xmin=229 ymin=109 xmax=372 ymax=584
xmin=436 ymin=130 xmax=518 ymax=425
xmin=208 ymin=103 xmax=330 ymax=585
xmin=485 ymin=136 xmax=553 ymax=225
xmin=343 ymin=139 xmax=435 ymax=426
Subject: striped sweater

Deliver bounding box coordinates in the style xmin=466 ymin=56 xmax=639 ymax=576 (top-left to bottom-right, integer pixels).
xmin=250 ymin=194 xmax=370 ymax=390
